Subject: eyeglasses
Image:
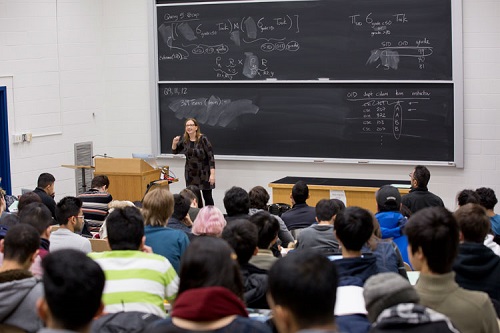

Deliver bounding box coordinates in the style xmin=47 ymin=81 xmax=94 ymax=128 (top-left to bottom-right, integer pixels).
xmin=185 ymin=124 xmax=197 ymax=127
xmin=75 ymin=215 xmax=85 ymax=220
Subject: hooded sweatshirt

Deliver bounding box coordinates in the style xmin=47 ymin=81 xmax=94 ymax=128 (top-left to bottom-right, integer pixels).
xmin=0 ymin=269 xmax=44 ymax=333
xmin=453 ymin=242 xmax=500 ymax=302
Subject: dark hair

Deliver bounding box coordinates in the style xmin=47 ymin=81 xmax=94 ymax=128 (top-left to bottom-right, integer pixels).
xmin=249 ymin=186 xmax=270 ymax=210
xmin=454 ymin=204 xmax=491 ymax=243
xmin=221 ymin=219 xmax=258 ymax=265
xmin=223 ymin=186 xmax=250 ymax=216
xmin=106 ymin=207 xmax=144 ymax=250
xmin=37 ymin=173 xmax=55 ymax=188
xmin=91 ymin=175 xmax=110 ymax=189
xmin=315 ymin=199 xmax=340 ymax=222
xmin=17 ymin=192 xmax=42 ymax=215
xmin=405 ymin=207 xmax=459 ymax=274
xmin=42 ymin=249 xmax=105 ymax=331
xmin=249 ymin=211 xmax=280 ymax=249
xmin=476 ymin=187 xmax=498 ymax=210
xmin=456 ymin=189 xmax=481 ymax=207
xmin=268 ymin=250 xmax=338 ymax=328
xmin=412 ymin=165 xmax=431 ymax=188
xmin=292 ymin=181 xmax=309 ymax=204
xmin=335 ymin=207 xmax=374 ymax=251
xmin=186 ymin=185 xmax=203 ymax=208
xmin=180 ymin=188 xmax=197 ymax=204
xmin=178 ymin=237 xmax=244 ymax=300
xmin=19 ymin=202 xmax=52 ymax=235
xmin=3 ymin=224 xmax=40 ymax=263
xmin=172 ymin=194 xmax=191 ymax=220
xmin=0 ymin=214 xmax=19 ymax=229
xmin=331 ymin=199 xmax=346 ymax=212
xmin=55 ymin=196 xmax=82 ymax=225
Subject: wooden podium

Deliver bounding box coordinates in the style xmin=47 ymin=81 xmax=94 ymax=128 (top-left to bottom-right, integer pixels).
xmin=94 ymin=158 xmax=167 ymax=201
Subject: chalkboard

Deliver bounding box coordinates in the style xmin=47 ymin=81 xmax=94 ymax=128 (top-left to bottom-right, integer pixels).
xmin=156 ymin=0 xmax=452 ymax=81
xmin=159 ymin=83 xmax=454 ymax=162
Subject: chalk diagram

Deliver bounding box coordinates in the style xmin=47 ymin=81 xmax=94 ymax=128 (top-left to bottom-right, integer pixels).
xmin=158 ymin=13 xmax=301 ymax=79
xmin=168 ymin=94 xmax=259 ymax=128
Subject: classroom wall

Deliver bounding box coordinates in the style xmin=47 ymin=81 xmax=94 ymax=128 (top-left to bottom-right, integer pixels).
xmin=3 ymin=0 xmax=500 ymax=213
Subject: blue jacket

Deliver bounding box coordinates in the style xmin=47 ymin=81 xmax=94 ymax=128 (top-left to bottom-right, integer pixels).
xmin=144 ymin=225 xmax=190 ymax=273
xmin=375 ymin=211 xmax=410 ymax=265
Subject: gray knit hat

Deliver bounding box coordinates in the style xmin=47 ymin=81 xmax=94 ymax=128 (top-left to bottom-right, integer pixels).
xmin=363 ymin=272 xmax=420 ymax=322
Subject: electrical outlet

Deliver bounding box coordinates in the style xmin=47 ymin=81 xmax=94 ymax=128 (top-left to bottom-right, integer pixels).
xmin=25 ymin=132 xmax=32 ymax=142
xmin=13 ymin=133 xmax=23 ymax=143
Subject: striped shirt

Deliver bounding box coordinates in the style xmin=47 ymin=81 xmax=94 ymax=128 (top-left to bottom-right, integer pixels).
xmin=88 ymin=250 xmax=179 ymax=318
xmin=78 ymin=189 xmax=112 ymax=225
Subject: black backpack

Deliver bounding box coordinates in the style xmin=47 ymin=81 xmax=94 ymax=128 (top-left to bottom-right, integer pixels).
xmin=267 ymin=203 xmax=291 ymax=217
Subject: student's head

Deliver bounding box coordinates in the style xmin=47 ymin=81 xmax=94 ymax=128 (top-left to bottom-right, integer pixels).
xmin=1 ymin=224 xmax=40 ymax=266
xmin=331 ymin=199 xmax=346 ymax=212
xmin=180 ymin=188 xmax=198 ymax=207
xmin=363 ymin=272 xmax=420 ymax=322
xmin=249 ymin=211 xmax=280 ymax=250
xmin=17 ymin=191 xmax=42 ymax=215
xmin=456 ymin=189 xmax=480 ymax=207
xmin=291 ymin=181 xmax=309 ymax=204
xmin=142 ymin=187 xmax=174 ymax=227
xmin=37 ymin=173 xmax=55 ymax=195
xmin=0 ymin=188 xmax=5 ymax=213
xmin=40 ymin=249 xmax=104 ymax=331
xmin=178 ymin=237 xmax=244 ymax=300
xmin=410 ymin=165 xmax=430 ymax=188
xmin=334 ymin=207 xmax=374 ymax=251
xmin=221 ymin=219 xmax=258 ymax=265
xmin=376 ymin=185 xmax=401 ymax=212
xmin=192 ymin=205 xmax=226 ymax=237
xmin=91 ymin=175 xmax=110 ymax=191
xmin=186 ymin=185 xmax=203 ymax=208
xmin=405 ymin=207 xmax=459 ymax=274
xmin=0 ymin=214 xmax=19 ymax=237
xmin=223 ymin=186 xmax=250 ymax=216
xmin=106 ymin=206 xmax=144 ymax=250
xmin=249 ymin=186 xmax=270 ymax=210
xmin=315 ymin=199 xmax=341 ymax=223
xmin=55 ymin=196 xmax=83 ymax=231
xmin=171 ymin=194 xmax=191 ymax=220
xmin=268 ymin=251 xmax=338 ymax=332
xmin=476 ymin=187 xmax=498 ymax=210
xmin=454 ymin=203 xmax=490 ymax=243
xmin=19 ymin=202 xmax=52 ymax=236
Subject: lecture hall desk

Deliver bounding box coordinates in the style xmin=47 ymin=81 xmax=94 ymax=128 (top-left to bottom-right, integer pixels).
xmin=268 ymin=177 xmax=411 ymax=214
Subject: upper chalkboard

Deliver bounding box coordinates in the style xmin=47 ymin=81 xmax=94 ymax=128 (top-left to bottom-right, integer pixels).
xmin=156 ymin=0 xmax=452 ymax=81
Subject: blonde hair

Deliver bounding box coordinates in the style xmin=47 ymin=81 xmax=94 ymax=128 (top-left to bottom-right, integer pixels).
xmin=142 ymin=188 xmax=174 ymax=227
xmin=192 ymin=205 xmax=226 ymax=237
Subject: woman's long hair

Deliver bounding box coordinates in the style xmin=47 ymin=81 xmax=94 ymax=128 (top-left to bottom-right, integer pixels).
xmin=178 ymin=237 xmax=244 ymax=300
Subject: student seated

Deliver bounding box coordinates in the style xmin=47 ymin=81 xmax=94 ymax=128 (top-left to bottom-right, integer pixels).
xmin=89 ymin=206 xmax=179 ymax=318
xmin=295 ymin=199 xmax=340 ymax=254
xmin=405 ymin=206 xmax=499 ymax=333
xmin=268 ymin=250 xmax=339 ymax=333
xmin=453 ymin=203 xmax=500 ymax=303
xmin=38 ymin=249 xmax=105 ymax=333
xmin=222 ymin=219 xmax=269 ymax=309
xmin=363 ymin=272 xmax=459 ymax=333
xmin=334 ymin=207 xmax=379 ymax=333
xmin=249 ymin=211 xmax=280 ymax=270
xmin=223 ymin=186 xmax=251 ymax=223
xmin=0 ymin=224 xmax=44 ymax=332
xmin=281 ymin=181 xmax=316 ymax=232
xmin=191 ymin=205 xmax=226 ymax=237
xmin=147 ymin=237 xmax=271 ymax=333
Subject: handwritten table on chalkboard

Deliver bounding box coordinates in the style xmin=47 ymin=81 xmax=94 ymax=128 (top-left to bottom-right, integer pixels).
xmin=154 ymin=0 xmax=462 ymax=166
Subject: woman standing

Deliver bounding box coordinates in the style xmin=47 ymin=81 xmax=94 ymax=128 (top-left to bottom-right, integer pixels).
xmin=172 ymin=118 xmax=215 ymax=206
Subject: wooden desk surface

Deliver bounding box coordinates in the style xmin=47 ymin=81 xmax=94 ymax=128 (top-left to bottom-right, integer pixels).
xmin=268 ymin=176 xmax=411 ymax=213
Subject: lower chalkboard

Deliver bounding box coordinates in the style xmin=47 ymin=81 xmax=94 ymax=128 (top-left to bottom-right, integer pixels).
xmin=159 ymin=83 xmax=454 ymax=162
